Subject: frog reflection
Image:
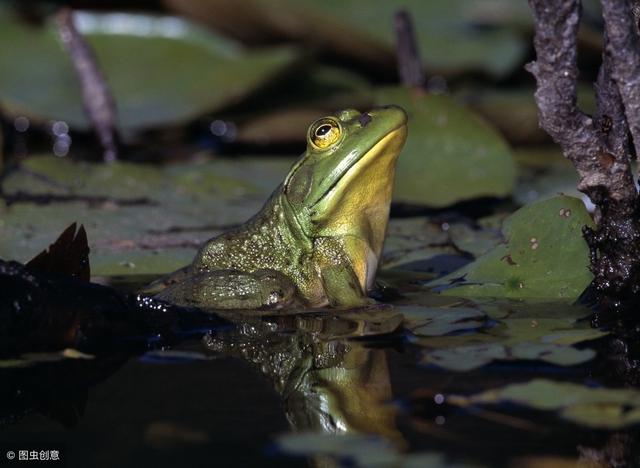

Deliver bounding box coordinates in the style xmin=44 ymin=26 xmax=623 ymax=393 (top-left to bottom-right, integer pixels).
xmin=203 ymin=312 xmax=405 ymax=447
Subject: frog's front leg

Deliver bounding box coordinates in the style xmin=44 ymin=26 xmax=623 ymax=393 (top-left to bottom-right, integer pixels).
xmin=154 ymin=269 xmax=296 ymax=310
xmin=314 ymin=237 xmax=372 ymax=308
xmin=320 ymin=263 xmax=371 ymax=308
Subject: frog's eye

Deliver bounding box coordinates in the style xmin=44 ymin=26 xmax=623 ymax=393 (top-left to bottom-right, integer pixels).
xmin=309 ymin=118 xmax=342 ymax=150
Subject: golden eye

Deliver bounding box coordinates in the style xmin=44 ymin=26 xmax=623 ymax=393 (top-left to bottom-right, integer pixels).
xmin=309 ymin=118 xmax=341 ymax=150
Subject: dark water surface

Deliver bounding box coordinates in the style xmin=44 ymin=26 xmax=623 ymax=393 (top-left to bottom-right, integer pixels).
xmin=1 ymin=275 xmax=638 ymax=468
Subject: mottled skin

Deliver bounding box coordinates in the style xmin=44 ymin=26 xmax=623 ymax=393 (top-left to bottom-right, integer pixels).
xmin=150 ymin=106 xmax=408 ymax=309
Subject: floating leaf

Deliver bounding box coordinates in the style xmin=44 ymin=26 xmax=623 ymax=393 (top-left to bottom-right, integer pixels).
xmin=0 ymin=10 xmax=300 ymax=131
xmin=421 ymin=342 xmax=595 ymax=371
xmin=400 ymin=306 xmax=486 ymax=337
xmin=0 ymin=155 xmax=293 ymax=276
xmin=450 ymin=379 xmax=640 ymax=429
xmin=381 ymin=217 xmax=502 ymax=271
xmin=430 ymin=196 xmax=595 ymax=299
xmin=495 ymin=318 xmax=607 ymax=346
xmin=416 ymin=300 xmax=606 ymax=371
xmin=375 ymin=88 xmax=516 ymax=208
xmin=270 ymin=0 xmax=528 ymax=78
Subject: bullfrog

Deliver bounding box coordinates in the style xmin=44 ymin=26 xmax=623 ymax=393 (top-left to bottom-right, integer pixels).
xmin=149 ymin=106 xmax=408 ymax=309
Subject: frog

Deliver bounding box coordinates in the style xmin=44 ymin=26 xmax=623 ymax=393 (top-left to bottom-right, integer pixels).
xmin=148 ymin=106 xmax=408 ymax=310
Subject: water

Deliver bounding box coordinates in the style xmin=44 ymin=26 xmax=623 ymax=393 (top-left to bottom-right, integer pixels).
xmin=2 ymin=270 xmax=639 ymax=468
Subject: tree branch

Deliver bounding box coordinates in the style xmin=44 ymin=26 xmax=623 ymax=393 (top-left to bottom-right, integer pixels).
xmin=593 ymin=31 xmax=637 ymax=209
xmin=601 ymin=0 xmax=640 ymax=159
xmin=56 ymin=8 xmax=119 ymax=162
xmin=526 ymin=0 xmax=636 ymax=209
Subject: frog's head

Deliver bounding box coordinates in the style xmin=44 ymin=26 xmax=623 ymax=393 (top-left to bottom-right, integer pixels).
xmin=283 ymin=106 xmax=408 ymax=254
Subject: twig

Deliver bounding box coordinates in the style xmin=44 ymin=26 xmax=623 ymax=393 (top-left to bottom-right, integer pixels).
xmin=394 ymin=10 xmax=426 ymax=89
xmin=56 ymin=8 xmax=119 ymax=162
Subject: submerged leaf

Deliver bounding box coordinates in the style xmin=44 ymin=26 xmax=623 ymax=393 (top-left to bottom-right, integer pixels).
xmin=430 ymin=196 xmax=594 ymax=299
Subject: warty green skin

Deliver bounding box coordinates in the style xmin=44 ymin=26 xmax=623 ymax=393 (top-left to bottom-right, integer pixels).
xmin=152 ymin=106 xmax=408 ymax=309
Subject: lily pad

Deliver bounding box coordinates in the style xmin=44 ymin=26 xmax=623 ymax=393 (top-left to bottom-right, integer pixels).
xmin=430 ymin=196 xmax=594 ymax=299
xmin=0 ymin=10 xmax=300 ymax=131
xmin=415 ymin=295 xmax=607 ymax=371
xmin=421 ymin=342 xmax=595 ymax=371
xmin=381 ymin=217 xmax=502 ymax=271
xmin=376 ymin=88 xmax=516 ymax=207
xmin=242 ymin=0 xmax=528 ymax=79
xmin=0 ymin=154 xmax=294 ymax=276
xmin=400 ymin=305 xmax=487 ymax=337
xmin=449 ymin=379 xmax=640 ymax=429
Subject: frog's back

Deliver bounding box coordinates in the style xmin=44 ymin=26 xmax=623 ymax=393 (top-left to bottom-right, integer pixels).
xmin=193 ymin=193 xmax=303 ymax=275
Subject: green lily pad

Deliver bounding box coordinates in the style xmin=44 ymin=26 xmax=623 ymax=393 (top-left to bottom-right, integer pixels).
xmin=495 ymin=317 xmax=607 ymax=346
xmin=416 ymin=299 xmax=606 ymax=371
xmin=381 ymin=217 xmax=502 ymax=271
xmin=421 ymin=342 xmax=595 ymax=371
xmin=0 ymin=10 xmax=300 ymax=131
xmin=430 ymin=196 xmax=594 ymax=299
xmin=275 ymin=0 xmax=528 ymax=78
xmin=450 ymin=379 xmax=640 ymax=429
xmin=0 ymin=154 xmax=294 ymax=276
xmin=375 ymin=88 xmax=516 ymax=207
xmin=400 ymin=306 xmax=486 ymax=337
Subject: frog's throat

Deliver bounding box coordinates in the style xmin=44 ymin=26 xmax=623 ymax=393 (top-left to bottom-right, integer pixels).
xmin=279 ymin=190 xmax=314 ymax=251
xmin=309 ymin=125 xmax=406 ymax=214
xmin=307 ymin=126 xmax=407 ymax=247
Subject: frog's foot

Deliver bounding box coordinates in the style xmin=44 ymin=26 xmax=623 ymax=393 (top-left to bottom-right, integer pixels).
xmin=153 ymin=269 xmax=297 ymax=310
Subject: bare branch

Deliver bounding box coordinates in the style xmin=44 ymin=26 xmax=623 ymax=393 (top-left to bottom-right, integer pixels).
xmin=56 ymin=8 xmax=119 ymax=162
xmin=601 ymin=0 xmax=640 ymax=159
xmin=593 ymin=33 xmax=637 ymax=208
xmin=526 ymin=0 xmax=636 ymax=208
xmin=394 ymin=10 xmax=425 ymax=89
xmin=526 ymin=1 xmax=587 ymax=142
